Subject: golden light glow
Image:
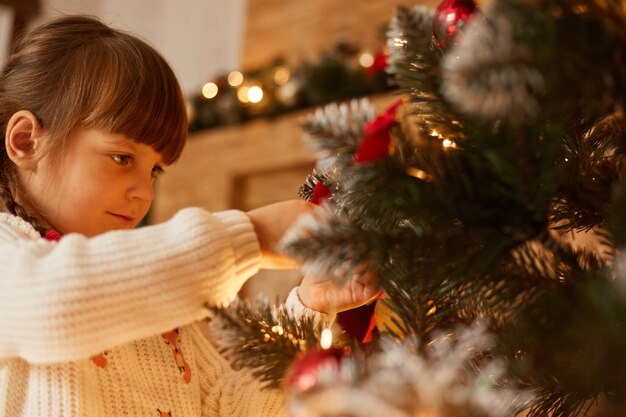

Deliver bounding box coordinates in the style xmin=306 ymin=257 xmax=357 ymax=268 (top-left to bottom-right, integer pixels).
xmin=273 ymin=66 xmax=291 ymax=85
xmin=201 ymin=82 xmax=219 ymax=99
xmin=271 ymin=325 xmax=284 ymax=335
xmin=227 ymin=71 xmax=244 ymax=87
xmin=406 ymin=167 xmax=431 ymax=180
xmin=247 ymin=85 xmax=264 ymax=103
xmin=442 ymin=139 xmax=457 ymax=148
xmin=392 ymin=37 xmax=407 ymax=47
xmin=237 ymin=86 xmax=250 ymax=103
xmin=320 ymin=328 xmax=333 ymax=349
xmin=573 ymin=4 xmax=589 ymax=13
xmin=359 ymin=52 xmax=375 ymax=68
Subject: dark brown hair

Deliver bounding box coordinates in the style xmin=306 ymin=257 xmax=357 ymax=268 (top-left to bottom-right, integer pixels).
xmin=0 ymin=15 xmax=188 ymax=234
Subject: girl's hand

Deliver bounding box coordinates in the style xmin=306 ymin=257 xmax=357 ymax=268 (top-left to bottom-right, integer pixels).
xmin=246 ymin=199 xmax=314 ymax=270
xmin=297 ymin=268 xmax=379 ymax=313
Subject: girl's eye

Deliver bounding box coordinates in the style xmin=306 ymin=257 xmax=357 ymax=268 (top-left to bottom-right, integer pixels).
xmin=152 ymin=165 xmax=165 ymax=178
xmin=111 ymin=154 xmax=133 ymax=165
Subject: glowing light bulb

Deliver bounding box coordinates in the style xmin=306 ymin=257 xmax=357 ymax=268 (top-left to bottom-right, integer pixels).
xmin=237 ymin=86 xmax=250 ymax=103
xmin=320 ymin=328 xmax=333 ymax=349
xmin=201 ymin=82 xmax=218 ymax=99
xmin=407 ymin=167 xmax=430 ymax=180
xmin=247 ymin=85 xmax=264 ymax=103
xmin=227 ymin=71 xmax=244 ymax=87
xmin=442 ymin=139 xmax=456 ymax=148
xmin=273 ymin=66 xmax=291 ymax=85
xmin=393 ymin=37 xmax=406 ymax=47
xmin=271 ymin=325 xmax=284 ymax=335
xmin=359 ymin=52 xmax=375 ymax=68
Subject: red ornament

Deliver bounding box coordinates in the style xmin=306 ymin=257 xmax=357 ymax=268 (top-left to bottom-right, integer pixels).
xmin=310 ymin=181 xmax=332 ymax=205
xmin=354 ymin=99 xmax=403 ymax=164
xmin=284 ymin=346 xmax=347 ymax=393
xmin=432 ymin=0 xmax=478 ymax=50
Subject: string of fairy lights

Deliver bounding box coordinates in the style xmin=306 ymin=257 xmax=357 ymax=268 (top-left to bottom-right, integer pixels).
xmin=188 ymin=43 xmax=393 ymax=133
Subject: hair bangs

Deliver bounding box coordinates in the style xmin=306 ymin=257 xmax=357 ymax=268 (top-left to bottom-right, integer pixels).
xmin=79 ymin=33 xmax=188 ymax=165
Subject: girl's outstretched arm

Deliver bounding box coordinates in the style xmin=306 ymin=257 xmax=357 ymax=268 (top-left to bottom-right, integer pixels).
xmin=246 ymin=199 xmax=314 ymax=270
xmin=0 ymin=208 xmax=262 ymax=364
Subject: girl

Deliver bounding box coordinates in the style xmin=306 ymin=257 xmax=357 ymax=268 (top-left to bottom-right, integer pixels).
xmin=0 ymin=16 xmax=377 ymax=417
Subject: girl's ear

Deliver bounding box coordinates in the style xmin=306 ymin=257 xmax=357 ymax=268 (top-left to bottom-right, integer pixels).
xmin=5 ymin=110 xmax=45 ymax=171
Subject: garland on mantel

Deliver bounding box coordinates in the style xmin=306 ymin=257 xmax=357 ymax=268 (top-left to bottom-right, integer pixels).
xmin=189 ymin=40 xmax=394 ymax=133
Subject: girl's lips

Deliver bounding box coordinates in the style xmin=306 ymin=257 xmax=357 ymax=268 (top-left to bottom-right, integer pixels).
xmin=108 ymin=212 xmax=134 ymax=222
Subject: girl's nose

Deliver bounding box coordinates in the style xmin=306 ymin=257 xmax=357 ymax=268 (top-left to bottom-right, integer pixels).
xmin=128 ymin=174 xmax=155 ymax=202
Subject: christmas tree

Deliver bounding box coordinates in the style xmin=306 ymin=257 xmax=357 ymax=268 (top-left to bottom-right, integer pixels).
xmin=212 ymin=0 xmax=626 ymax=416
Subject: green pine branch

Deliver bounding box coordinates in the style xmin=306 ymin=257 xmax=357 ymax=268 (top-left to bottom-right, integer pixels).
xmin=279 ymin=204 xmax=388 ymax=279
xmin=300 ymin=99 xmax=375 ymax=171
xmin=208 ymin=299 xmax=321 ymax=389
xmin=387 ymin=5 xmax=465 ymax=143
xmin=298 ymin=169 xmax=330 ymax=202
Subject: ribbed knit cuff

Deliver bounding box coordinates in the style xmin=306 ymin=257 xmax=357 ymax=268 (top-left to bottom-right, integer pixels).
xmin=213 ymin=210 xmax=262 ymax=282
xmin=285 ymin=286 xmax=329 ymax=324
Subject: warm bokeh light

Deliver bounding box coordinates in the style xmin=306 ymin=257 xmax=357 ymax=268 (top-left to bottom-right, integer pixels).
xmin=406 ymin=167 xmax=431 ymax=180
xmin=359 ymin=52 xmax=375 ymax=68
xmin=442 ymin=138 xmax=457 ymax=148
xmin=273 ymin=66 xmax=291 ymax=85
xmin=227 ymin=70 xmax=244 ymax=87
xmin=201 ymin=82 xmax=218 ymax=99
xmin=271 ymin=325 xmax=284 ymax=335
xmin=237 ymin=86 xmax=250 ymax=103
xmin=247 ymin=85 xmax=264 ymax=103
xmin=320 ymin=328 xmax=333 ymax=349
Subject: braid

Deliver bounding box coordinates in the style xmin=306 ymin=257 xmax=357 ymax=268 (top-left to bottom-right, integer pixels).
xmin=9 ymin=199 xmax=46 ymax=237
xmin=0 ymin=154 xmax=46 ymax=236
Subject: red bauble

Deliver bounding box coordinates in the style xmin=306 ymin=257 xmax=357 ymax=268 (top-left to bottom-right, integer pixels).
xmin=284 ymin=346 xmax=346 ymax=394
xmin=432 ymin=0 xmax=478 ymax=50
xmin=310 ymin=181 xmax=332 ymax=205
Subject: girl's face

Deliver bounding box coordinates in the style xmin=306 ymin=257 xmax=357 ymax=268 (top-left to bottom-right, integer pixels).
xmin=27 ymin=128 xmax=165 ymax=237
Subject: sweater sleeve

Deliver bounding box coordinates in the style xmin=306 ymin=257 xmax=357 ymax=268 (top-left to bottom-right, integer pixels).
xmin=0 ymin=208 xmax=261 ymax=364
xmin=285 ymin=286 xmax=330 ymax=325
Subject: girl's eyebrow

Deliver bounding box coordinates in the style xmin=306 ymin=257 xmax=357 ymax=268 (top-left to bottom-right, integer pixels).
xmin=101 ymin=137 xmax=135 ymax=149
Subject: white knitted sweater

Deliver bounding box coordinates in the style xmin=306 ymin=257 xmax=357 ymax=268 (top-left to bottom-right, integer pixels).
xmin=0 ymin=208 xmax=301 ymax=417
